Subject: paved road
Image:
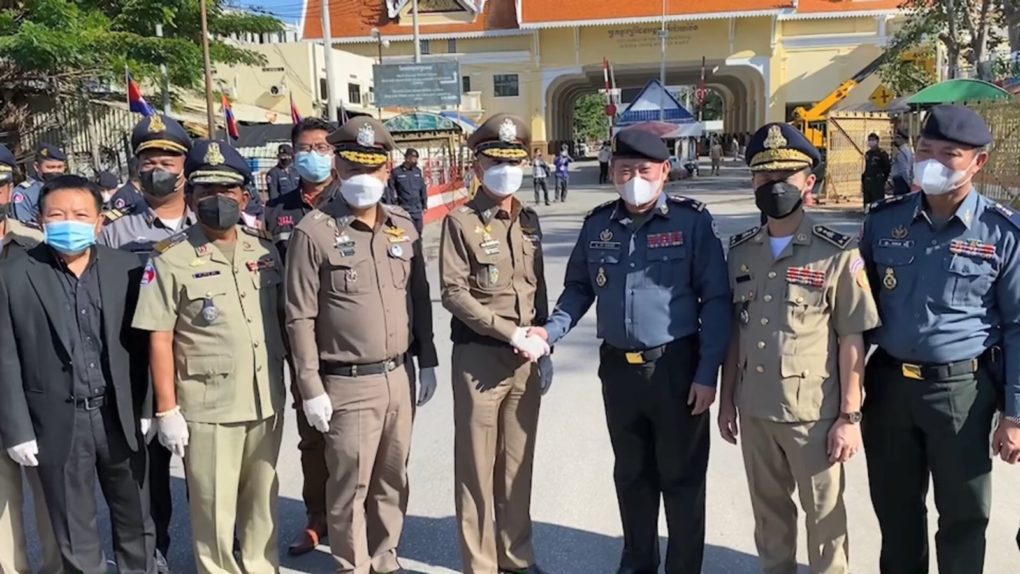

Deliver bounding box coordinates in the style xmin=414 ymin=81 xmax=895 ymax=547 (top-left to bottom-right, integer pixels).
xmin=22 ymin=159 xmax=1020 ymax=573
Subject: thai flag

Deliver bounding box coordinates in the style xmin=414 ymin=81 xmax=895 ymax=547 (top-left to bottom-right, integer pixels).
xmin=290 ymin=93 xmax=302 ymax=124
xmin=222 ymin=94 xmax=240 ymax=140
xmin=127 ymin=73 xmax=155 ymax=116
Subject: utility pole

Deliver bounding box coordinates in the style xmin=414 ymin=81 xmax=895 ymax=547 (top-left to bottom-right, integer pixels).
xmin=156 ymin=24 xmax=171 ymax=115
xmin=199 ymin=0 xmax=216 ymax=136
xmin=412 ymin=0 xmax=422 ymax=63
xmin=658 ymin=0 xmax=667 ymax=122
xmin=322 ymin=0 xmax=339 ymax=122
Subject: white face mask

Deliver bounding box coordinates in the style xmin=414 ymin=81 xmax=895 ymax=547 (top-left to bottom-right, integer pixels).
xmin=340 ymin=173 xmax=386 ymax=208
xmin=482 ymin=163 xmax=523 ymax=197
xmin=616 ymin=175 xmax=660 ymax=206
xmin=914 ymin=156 xmax=977 ymax=196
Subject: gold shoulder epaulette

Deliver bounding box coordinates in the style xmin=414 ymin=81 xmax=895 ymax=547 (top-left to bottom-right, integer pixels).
xmin=241 ymin=225 xmax=272 ymax=240
xmin=153 ymin=232 xmax=187 ymax=254
xmin=102 ymin=208 xmax=129 ymax=224
xmin=813 ymin=225 xmax=852 ymax=249
xmin=729 ymin=226 xmax=760 ymax=249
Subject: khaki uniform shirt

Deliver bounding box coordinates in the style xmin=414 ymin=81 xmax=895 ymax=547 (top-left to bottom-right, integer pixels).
xmin=1 ymin=219 xmax=43 ymax=259
xmin=284 ymin=199 xmax=438 ymax=402
xmin=728 ymin=214 xmax=880 ymax=422
xmin=132 ymin=225 xmax=286 ymax=424
xmin=439 ymin=193 xmax=548 ymax=343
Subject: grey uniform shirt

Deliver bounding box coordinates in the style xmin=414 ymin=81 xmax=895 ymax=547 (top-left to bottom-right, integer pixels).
xmin=98 ymin=207 xmax=195 ymax=260
xmin=890 ymin=143 xmax=914 ymax=181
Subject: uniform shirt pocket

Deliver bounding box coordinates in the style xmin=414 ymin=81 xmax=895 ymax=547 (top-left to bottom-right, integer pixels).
xmin=182 ymin=284 xmax=229 ymax=327
xmin=586 ymin=252 xmax=620 ymax=291
xmin=779 ymin=353 xmax=831 ymax=416
xmin=472 ymin=250 xmax=511 ymax=292
xmin=521 ymin=236 xmax=539 ymax=285
xmin=326 ymin=252 xmax=373 ymax=294
xmin=651 ymin=247 xmax=688 ymax=287
xmin=946 ymin=255 xmax=995 ymax=307
xmin=784 ymin=283 xmax=825 ymax=326
xmin=387 ymin=242 xmax=413 ymax=289
xmin=871 ymin=249 xmax=915 ymax=299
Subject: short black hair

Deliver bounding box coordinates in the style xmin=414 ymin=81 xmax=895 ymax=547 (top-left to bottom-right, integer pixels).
xmin=40 ymin=174 xmax=103 ymax=213
xmin=291 ymin=117 xmax=335 ymax=145
xmin=404 ymin=148 xmax=419 ymax=158
xmin=867 ymin=132 xmax=879 ymax=140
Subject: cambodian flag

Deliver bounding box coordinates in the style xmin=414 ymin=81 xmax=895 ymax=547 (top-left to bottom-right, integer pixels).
xmin=222 ymin=94 xmax=240 ymax=140
xmin=127 ymin=72 xmax=155 ymax=116
xmin=290 ymin=93 xmax=302 ymax=124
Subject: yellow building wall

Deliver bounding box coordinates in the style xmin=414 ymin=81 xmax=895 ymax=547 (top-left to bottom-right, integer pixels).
xmin=217 ymin=43 xmax=316 ymax=117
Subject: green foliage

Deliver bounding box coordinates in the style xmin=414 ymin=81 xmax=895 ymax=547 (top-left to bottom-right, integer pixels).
xmin=0 ymin=0 xmax=283 ymax=91
xmin=573 ymin=93 xmax=610 ymax=143
xmin=701 ymin=91 xmax=724 ymax=121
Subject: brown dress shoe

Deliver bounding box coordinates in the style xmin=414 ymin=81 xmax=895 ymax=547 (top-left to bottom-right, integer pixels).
xmin=287 ymin=519 xmax=328 ymax=556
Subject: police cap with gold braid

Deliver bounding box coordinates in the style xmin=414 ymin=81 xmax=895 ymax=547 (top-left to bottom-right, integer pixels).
xmin=36 ymin=143 xmax=67 ymax=163
xmin=185 ymin=139 xmax=252 ymax=186
xmin=745 ymin=122 xmax=821 ymax=173
xmin=131 ymin=114 xmax=191 ymax=155
xmin=466 ymin=114 xmax=531 ymax=161
xmin=0 ymin=144 xmax=15 ymax=184
xmin=327 ymin=116 xmax=396 ymax=167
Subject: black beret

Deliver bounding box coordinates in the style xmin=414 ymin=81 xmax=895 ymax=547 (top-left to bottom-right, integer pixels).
xmin=96 ymin=171 xmax=119 ymax=189
xmin=612 ymin=128 xmax=670 ymax=162
xmin=185 ymin=139 xmax=252 ymax=186
xmin=921 ymin=104 xmax=992 ymax=148
xmin=0 ymin=144 xmax=14 ymax=183
xmin=36 ymin=143 xmax=66 ymax=162
xmin=328 ymin=116 xmax=395 ymax=167
xmin=467 ymin=114 xmax=531 ymax=161
xmin=745 ymin=123 xmax=820 ymax=172
xmin=131 ymin=115 xmax=191 ymax=155
xmin=278 ymin=144 xmax=293 ymax=155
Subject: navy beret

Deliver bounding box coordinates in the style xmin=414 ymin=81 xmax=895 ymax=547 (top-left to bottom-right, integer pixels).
xmin=921 ymin=104 xmax=992 ymax=148
xmin=612 ymin=128 xmax=670 ymax=162
xmin=132 ymin=115 xmax=191 ymax=155
xmin=0 ymin=144 xmax=14 ymax=183
xmin=185 ymin=140 xmax=252 ymax=186
xmin=36 ymin=143 xmax=66 ymax=163
xmin=745 ymin=123 xmax=821 ymax=172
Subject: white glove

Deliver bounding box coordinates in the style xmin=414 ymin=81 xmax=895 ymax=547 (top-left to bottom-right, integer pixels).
xmin=6 ymin=440 xmax=39 ymax=467
xmin=417 ymin=367 xmax=437 ymax=406
xmin=511 ymin=328 xmax=550 ymax=362
xmin=157 ymin=407 xmax=190 ymax=459
xmin=538 ymin=355 xmax=554 ymax=395
xmin=140 ymin=418 xmax=153 ymax=443
xmin=302 ymin=393 xmax=333 ymax=433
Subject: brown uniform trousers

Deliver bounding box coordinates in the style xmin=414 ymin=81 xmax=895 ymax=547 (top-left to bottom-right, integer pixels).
xmin=727 ymin=215 xmax=879 ymax=574
xmin=440 ymin=194 xmax=548 ymax=574
xmin=285 ymin=200 xmax=437 ymax=574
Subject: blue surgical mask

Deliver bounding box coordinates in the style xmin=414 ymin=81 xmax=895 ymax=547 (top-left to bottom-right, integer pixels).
xmin=44 ymin=221 xmax=97 ymax=255
xmin=294 ymin=151 xmax=334 ymax=183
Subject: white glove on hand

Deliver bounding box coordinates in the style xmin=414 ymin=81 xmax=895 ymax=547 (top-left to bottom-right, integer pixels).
xmin=303 ymin=393 xmax=333 ymax=433
xmin=511 ymin=328 xmax=550 ymax=362
xmin=538 ymin=355 xmax=554 ymax=395
xmin=157 ymin=407 xmax=190 ymax=459
xmin=417 ymin=367 xmax=437 ymax=406
xmin=140 ymin=418 xmax=153 ymax=443
xmin=7 ymin=440 xmax=39 ymax=467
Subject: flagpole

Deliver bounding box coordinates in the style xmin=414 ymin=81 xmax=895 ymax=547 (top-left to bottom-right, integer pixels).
xmin=125 ymin=64 xmax=130 ymax=111
xmin=200 ymin=0 xmax=216 ymax=136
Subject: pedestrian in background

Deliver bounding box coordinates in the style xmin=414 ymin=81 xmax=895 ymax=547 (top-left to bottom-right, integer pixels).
xmin=597 ymin=140 xmax=611 ymax=184
xmin=889 ymin=130 xmax=913 ymax=196
xmin=265 ymin=144 xmax=300 ymax=202
xmin=710 ymin=136 xmax=724 ymax=175
xmin=531 ymin=148 xmax=550 ymax=206
xmin=389 ymin=148 xmax=428 ymax=233
xmin=13 ymin=144 xmax=67 ymax=224
xmin=862 ymin=132 xmax=891 ymax=210
xmin=553 ymin=144 xmax=572 ymax=202
xmin=720 ymin=123 xmax=880 ymax=574
xmin=96 ymin=171 xmax=120 ymax=208
xmin=108 ymin=157 xmax=147 ymax=213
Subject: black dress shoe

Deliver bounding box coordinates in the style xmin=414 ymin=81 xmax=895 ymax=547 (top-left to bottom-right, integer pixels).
xmin=500 ymin=566 xmax=549 ymax=574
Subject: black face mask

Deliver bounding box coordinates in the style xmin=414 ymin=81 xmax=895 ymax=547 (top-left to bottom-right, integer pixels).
xmin=196 ymin=195 xmax=241 ymax=231
xmin=279 ymin=157 xmax=292 ymax=167
xmin=40 ymin=172 xmax=60 ymax=183
xmin=754 ymin=180 xmax=804 ymax=220
xmin=139 ymin=169 xmax=181 ymax=198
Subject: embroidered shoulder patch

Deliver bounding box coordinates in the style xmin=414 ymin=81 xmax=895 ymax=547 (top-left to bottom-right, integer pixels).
xmin=813 ymin=225 xmax=852 ymax=249
xmin=729 ymin=226 xmax=760 ymax=249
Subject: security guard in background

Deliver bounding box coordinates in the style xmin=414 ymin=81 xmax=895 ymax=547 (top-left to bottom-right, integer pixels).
xmin=98 ymin=114 xmax=193 ymax=572
xmin=109 ymin=158 xmax=147 ymax=213
xmin=388 ymin=148 xmax=428 ymax=233
xmin=860 ymin=104 xmax=1020 ymax=574
xmin=862 ymin=132 xmax=891 ymax=209
xmin=285 ymin=117 xmax=438 ymax=574
xmin=132 ymin=140 xmax=286 ymax=574
xmin=440 ymin=114 xmax=551 ymax=574
xmin=532 ymin=128 xmax=732 ymax=574
xmin=0 ymin=143 xmax=62 ymax=574
xmin=264 ymin=116 xmax=338 ymax=555
xmin=265 ymin=144 xmax=301 ymax=201
xmin=719 ymin=123 xmax=880 ymax=574
xmin=13 ymin=143 xmax=67 ymax=223
xmin=96 ymin=171 xmax=121 ymax=207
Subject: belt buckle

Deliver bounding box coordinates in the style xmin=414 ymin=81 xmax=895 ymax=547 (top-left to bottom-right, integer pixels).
xmin=901 ymin=363 xmax=923 ymax=380
xmin=625 ymin=352 xmax=645 ymax=365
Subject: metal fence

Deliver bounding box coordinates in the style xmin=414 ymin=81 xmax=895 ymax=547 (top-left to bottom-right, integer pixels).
xmin=969 ymin=100 xmax=1020 ymax=206
xmin=820 ymin=111 xmax=897 ymax=205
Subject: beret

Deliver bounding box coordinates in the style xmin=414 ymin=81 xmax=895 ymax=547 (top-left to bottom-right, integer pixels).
xmin=612 ymin=128 xmax=670 ymax=162
xmin=467 ymin=114 xmax=531 ymax=161
xmin=920 ymin=104 xmax=992 ymax=148
xmin=745 ymin=123 xmax=821 ymax=172
xmin=327 ymin=117 xmax=395 ymax=167
xmin=132 ymin=115 xmax=191 ymax=155
xmin=185 ymin=139 xmax=252 ymax=186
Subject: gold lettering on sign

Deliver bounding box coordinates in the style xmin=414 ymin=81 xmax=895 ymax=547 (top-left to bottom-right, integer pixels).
xmin=606 ymin=23 xmax=699 ymax=50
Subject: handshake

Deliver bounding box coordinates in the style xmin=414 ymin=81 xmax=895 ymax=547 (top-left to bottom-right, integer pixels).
xmin=511 ymin=326 xmax=550 ymax=362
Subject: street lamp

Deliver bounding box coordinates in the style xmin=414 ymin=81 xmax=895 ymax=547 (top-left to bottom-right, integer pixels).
xmin=370 ymin=28 xmax=390 ymax=119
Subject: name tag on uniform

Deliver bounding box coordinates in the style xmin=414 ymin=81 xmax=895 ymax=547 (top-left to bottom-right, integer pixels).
xmin=735 ymin=274 xmax=751 ymax=283
xmin=786 ymin=266 xmax=825 ymax=288
xmin=878 ymin=238 xmax=914 ymax=249
xmin=589 ymin=241 xmax=620 ymax=250
xmin=336 ymin=235 xmax=356 ymax=257
xmin=193 ymin=270 xmax=221 ymax=279
xmin=949 ymin=239 xmax=996 ymax=259
xmin=647 ymin=231 xmax=683 ymax=249
xmin=480 ymin=239 xmax=500 ymax=255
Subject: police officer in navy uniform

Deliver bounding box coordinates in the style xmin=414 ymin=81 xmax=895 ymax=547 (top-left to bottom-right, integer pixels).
xmin=13 ymin=143 xmax=67 ymax=223
xmin=265 ymin=144 xmax=300 ymax=201
xmin=388 ymin=148 xmax=428 ymax=233
xmin=531 ymin=128 xmax=732 ymax=574
xmin=108 ymin=158 xmax=148 ymax=214
xmin=860 ymin=104 xmax=1020 ymax=574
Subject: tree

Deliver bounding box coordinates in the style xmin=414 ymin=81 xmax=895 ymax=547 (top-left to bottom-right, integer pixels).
xmin=573 ymin=93 xmax=610 ymax=143
xmin=700 ymin=91 xmax=724 ymax=121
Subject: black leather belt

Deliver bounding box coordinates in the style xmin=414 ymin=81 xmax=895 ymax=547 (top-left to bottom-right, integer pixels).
xmin=70 ymin=394 xmax=107 ymax=411
xmin=604 ymin=336 xmax=695 ymax=366
xmin=877 ymin=349 xmax=982 ymax=381
xmin=321 ymin=354 xmax=405 ymax=377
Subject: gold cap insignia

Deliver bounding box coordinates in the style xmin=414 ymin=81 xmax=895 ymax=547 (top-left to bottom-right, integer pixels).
xmin=356 ymin=123 xmax=376 ymax=148
xmin=498 ymin=118 xmax=517 ymax=143
xmin=763 ymin=125 xmax=787 ymax=150
xmin=40 ymin=148 xmax=48 ymax=158
xmin=204 ymin=142 xmax=225 ymax=166
xmin=148 ymin=115 xmax=166 ymax=134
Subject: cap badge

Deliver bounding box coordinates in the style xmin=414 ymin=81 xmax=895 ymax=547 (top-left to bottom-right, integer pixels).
xmin=357 ymin=123 xmax=376 ymax=148
xmin=763 ymin=125 xmax=787 ymax=150
xmin=148 ymin=115 xmax=166 ymax=134
xmin=205 ymin=142 xmax=225 ymax=166
xmin=599 ymin=228 xmax=613 ymax=242
xmin=498 ymin=118 xmax=517 ymax=143
xmin=40 ymin=147 xmax=48 ymax=158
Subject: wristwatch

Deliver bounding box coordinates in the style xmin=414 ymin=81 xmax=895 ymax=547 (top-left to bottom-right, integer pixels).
xmin=842 ymin=411 xmax=863 ymax=424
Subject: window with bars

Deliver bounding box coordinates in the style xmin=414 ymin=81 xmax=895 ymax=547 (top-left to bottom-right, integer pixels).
xmin=493 ymin=74 xmax=519 ymax=98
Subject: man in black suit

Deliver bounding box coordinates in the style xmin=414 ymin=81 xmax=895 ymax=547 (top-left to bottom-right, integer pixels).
xmin=0 ymin=175 xmax=155 ymax=574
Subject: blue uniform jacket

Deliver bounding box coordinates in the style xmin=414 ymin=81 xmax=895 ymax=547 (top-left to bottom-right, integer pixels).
xmin=11 ymin=178 xmax=42 ymax=224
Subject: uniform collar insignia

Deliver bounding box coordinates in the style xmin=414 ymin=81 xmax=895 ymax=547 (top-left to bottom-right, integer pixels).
xmin=204 ymin=143 xmax=224 ymax=166
xmin=357 ymin=123 xmax=376 ymax=147
xmin=498 ymin=118 xmax=517 ymax=143
xmin=149 ymin=115 xmax=166 ymax=134
xmin=763 ymin=125 xmax=787 ymax=150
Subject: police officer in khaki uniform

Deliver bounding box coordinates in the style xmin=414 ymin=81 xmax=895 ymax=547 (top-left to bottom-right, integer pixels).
xmin=440 ymin=114 xmax=551 ymax=574
xmin=718 ymin=123 xmax=880 ymax=574
xmin=132 ymin=140 xmax=286 ymax=574
xmin=285 ymin=117 xmax=438 ymax=574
